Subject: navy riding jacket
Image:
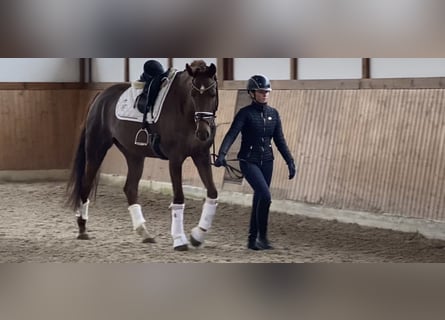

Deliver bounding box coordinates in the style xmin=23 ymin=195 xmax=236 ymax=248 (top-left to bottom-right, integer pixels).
xmin=219 ymin=102 xmax=294 ymax=165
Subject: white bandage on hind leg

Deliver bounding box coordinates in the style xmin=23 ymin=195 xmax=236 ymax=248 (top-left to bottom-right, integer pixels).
xmin=75 ymin=199 xmax=90 ymax=220
xmin=128 ymin=204 xmax=146 ymax=230
xmin=169 ymin=203 xmax=188 ymax=246
xmin=198 ymin=198 xmax=218 ymax=231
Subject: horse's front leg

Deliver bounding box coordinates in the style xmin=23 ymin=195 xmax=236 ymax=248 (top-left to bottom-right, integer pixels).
xmin=169 ymin=158 xmax=189 ymax=251
xmin=190 ymin=152 xmax=219 ymax=247
xmin=122 ymin=152 xmax=155 ymax=243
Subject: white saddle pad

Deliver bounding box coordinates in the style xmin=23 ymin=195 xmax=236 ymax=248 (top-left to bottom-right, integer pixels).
xmin=115 ymin=69 xmax=178 ymax=124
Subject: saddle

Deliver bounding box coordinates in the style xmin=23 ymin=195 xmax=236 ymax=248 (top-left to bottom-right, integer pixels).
xmin=135 ymin=66 xmax=170 ymax=117
xmin=133 ymin=61 xmax=170 ymax=160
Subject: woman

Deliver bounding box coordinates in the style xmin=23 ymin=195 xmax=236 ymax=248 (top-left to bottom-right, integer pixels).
xmin=215 ymin=74 xmax=296 ymax=250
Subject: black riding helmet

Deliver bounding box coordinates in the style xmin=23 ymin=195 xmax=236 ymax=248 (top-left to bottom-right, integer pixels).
xmin=247 ymin=75 xmax=272 ymax=93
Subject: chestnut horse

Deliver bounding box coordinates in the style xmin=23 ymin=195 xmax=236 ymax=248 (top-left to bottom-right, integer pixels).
xmin=67 ymin=60 xmax=219 ymax=251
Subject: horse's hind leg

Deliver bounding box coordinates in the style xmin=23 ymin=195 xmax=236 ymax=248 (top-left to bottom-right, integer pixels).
xmin=76 ymin=142 xmax=111 ymax=240
xmin=120 ymin=150 xmax=155 ymax=243
xmin=189 ymin=153 xmax=218 ymax=247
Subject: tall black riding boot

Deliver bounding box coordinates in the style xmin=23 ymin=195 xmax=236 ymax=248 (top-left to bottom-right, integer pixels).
xmin=256 ymin=198 xmax=273 ymax=250
xmin=247 ymin=200 xmax=259 ymax=250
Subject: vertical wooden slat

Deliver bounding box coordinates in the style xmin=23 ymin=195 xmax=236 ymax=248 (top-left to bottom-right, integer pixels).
xmin=409 ymin=90 xmax=428 ymax=216
xmin=419 ymin=90 xmax=442 ymax=219
xmin=372 ymin=89 xmax=390 ymax=212
xmin=124 ymin=58 xmax=130 ymax=82
xmin=87 ymin=58 xmax=92 ymax=83
xmin=393 ymin=90 xmax=406 ymax=213
xmin=379 ymin=89 xmax=396 ymax=212
xmin=216 ymin=58 xmax=224 ymax=82
xmin=223 ymin=58 xmax=234 ymax=80
xmin=362 ymin=58 xmax=370 ymax=79
xmin=290 ymin=58 xmax=298 ymax=80
xmin=299 ymin=91 xmax=317 ymax=203
xmin=344 ymin=87 xmax=365 ymax=209
xmin=79 ymin=58 xmax=85 ymax=83
xmin=313 ymin=90 xmax=333 ymax=204
xmin=325 ymin=90 xmax=342 ymax=202
xmin=430 ymin=90 xmax=445 ymax=219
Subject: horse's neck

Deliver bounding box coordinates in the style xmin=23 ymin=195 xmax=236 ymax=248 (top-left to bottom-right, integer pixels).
xmin=174 ymin=72 xmax=194 ymax=116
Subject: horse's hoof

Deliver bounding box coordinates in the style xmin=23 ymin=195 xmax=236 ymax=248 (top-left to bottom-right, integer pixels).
xmin=174 ymin=244 xmax=189 ymax=251
xmin=136 ymin=225 xmax=155 ymax=243
xmin=190 ymin=227 xmax=205 ymax=247
xmin=142 ymin=237 xmax=156 ymax=244
xmin=190 ymin=235 xmax=202 ymax=247
xmin=77 ymin=233 xmax=90 ymax=240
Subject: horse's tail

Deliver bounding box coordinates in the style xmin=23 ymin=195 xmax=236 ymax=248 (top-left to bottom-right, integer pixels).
xmin=66 ymin=125 xmax=87 ymax=211
xmin=66 ymin=93 xmax=102 ymax=211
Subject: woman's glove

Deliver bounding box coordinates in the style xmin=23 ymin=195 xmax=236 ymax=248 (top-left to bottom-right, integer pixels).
xmin=287 ymin=160 xmax=296 ymax=180
xmin=214 ymin=154 xmax=227 ymax=167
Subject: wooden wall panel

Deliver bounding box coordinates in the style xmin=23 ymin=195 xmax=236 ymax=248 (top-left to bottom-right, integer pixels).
xmin=0 ymin=89 xmax=97 ymax=170
xmin=2 ymin=84 xmax=444 ymax=222
xmin=268 ymin=89 xmax=445 ymax=221
xmin=1 ymin=90 xmax=77 ymax=170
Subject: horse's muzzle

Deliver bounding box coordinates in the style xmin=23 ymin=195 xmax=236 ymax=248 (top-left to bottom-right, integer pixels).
xmin=195 ymin=112 xmax=216 ymax=142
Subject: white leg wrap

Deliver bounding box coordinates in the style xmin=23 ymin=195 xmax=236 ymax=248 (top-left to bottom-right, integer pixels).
xmin=191 ymin=198 xmax=218 ymax=245
xmin=170 ymin=203 xmax=188 ymax=247
xmin=198 ymin=198 xmax=218 ymax=230
xmin=128 ymin=204 xmax=146 ymax=230
xmin=75 ymin=199 xmax=90 ymax=220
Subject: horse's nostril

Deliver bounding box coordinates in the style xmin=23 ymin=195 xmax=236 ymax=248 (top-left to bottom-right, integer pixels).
xmin=196 ymin=130 xmax=209 ymax=141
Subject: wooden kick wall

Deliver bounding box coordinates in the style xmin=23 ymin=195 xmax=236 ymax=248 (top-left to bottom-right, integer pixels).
xmin=0 ymin=83 xmax=444 ymax=222
xmin=0 ymin=87 xmax=97 ymax=170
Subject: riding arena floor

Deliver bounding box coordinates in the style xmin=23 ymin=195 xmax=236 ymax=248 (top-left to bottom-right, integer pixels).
xmin=1 ymin=181 xmax=445 ymax=262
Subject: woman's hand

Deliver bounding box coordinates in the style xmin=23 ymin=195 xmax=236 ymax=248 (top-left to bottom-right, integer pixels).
xmin=214 ymin=154 xmax=227 ymax=167
xmin=287 ymin=161 xmax=296 ymax=179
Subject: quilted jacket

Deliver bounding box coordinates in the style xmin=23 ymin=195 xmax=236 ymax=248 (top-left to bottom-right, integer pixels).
xmin=219 ymin=102 xmax=294 ymax=165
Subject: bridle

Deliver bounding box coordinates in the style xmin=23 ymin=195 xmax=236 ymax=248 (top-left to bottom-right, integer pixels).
xmin=191 ymin=78 xmax=218 ymax=127
xmin=191 ymin=76 xmax=242 ymax=179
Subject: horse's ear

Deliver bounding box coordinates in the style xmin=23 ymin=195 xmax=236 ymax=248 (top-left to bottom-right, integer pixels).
xmin=186 ymin=63 xmax=195 ymax=77
xmin=209 ymin=63 xmax=217 ymax=77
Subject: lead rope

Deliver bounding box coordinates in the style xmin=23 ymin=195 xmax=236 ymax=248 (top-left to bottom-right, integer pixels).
xmin=210 ymin=141 xmax=244 ymax=180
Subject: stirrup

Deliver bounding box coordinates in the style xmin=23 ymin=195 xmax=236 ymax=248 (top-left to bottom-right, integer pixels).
xmin=135 ymin=128 xmax=150 ymax=146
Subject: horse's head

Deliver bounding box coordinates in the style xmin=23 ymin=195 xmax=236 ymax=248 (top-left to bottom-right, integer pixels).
xmin=186 ymin=60 xmax=218 ymax=142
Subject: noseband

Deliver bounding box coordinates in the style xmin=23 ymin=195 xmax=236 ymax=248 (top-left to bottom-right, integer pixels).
xmin=194 ymin=111 xmax=216 ymax=127
xmin=191 ymin=79 xmax=218 ymax=127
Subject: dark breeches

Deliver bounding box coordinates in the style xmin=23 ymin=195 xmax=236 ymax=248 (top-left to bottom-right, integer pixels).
xmin=239 ymin=160 xmax=273 ymax=205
